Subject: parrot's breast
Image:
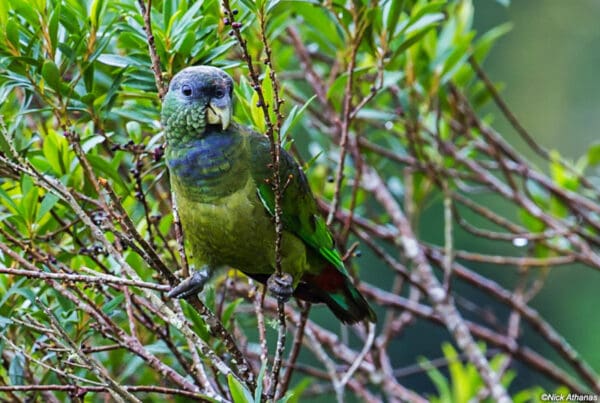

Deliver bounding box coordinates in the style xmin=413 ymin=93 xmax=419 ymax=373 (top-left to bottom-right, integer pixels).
xmin=174 ymin=175 xmax=316 ymax=281
xmin=166 ymin=133 xmax=246 ymax=202
xmin=175 ymin=176 xmax=276 ymax=271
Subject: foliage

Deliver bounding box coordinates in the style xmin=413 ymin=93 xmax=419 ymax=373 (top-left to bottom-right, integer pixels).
xmin=422 ymin=343 xmax=575 ymax=403
xmin=0 ymin=0 xmax=598 ymax=401
xmin=421 ymin=343 xmax=515 ymax=403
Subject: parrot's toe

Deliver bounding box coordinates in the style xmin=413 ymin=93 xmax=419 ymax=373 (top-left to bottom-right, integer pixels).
xmin=167 ymin=270 xmax=209 ymax=299
xmin=267 ymin=272 xmax=294 ymax=302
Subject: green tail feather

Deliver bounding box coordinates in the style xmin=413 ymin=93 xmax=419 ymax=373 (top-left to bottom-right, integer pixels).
xmin=323 ymin=280 xmax=377 ymax=325
xmin=243 ymin=272 xmax=376 ymax=325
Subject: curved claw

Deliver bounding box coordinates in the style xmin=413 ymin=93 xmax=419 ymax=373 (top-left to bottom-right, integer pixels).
xmin=267 ymin=272 xmax=294 ymax=302
xmin=167 ymin=270 xmax=210 ymax=299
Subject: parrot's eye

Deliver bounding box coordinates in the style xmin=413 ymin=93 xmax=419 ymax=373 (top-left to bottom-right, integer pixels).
xmin=181 ymin=85 xmax=193 ymax=97
xmin=214 ymin=88 xmax=225 ymax=99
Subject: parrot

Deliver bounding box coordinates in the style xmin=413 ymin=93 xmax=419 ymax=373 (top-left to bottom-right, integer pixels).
xmin=161 ymin=66 xmax=376 ymax=325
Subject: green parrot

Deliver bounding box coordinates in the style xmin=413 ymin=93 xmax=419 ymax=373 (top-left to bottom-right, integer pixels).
xmin=161 ymin=66 xmax=376 ymax=324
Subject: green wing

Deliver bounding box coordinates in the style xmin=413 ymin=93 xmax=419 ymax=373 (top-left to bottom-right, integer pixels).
xmin=248 ymin=134 xmax=348 ymax=275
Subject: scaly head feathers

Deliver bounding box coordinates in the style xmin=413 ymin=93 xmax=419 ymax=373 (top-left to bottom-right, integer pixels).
xmin=161 ymin=66 xmax=234 ymax=144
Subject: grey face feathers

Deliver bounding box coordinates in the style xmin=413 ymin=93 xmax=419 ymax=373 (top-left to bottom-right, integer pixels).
xmin=167 ymin=66 xmax=233 ymax=104
xmin=162 ymin=66 xmax=235 ymax=137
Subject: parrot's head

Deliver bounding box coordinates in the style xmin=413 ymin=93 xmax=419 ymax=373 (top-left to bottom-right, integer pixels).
xmin=161 ymin=66 xmax=234 ymax=142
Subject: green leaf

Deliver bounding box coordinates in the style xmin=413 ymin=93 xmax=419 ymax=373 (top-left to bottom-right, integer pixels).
xmin=163 ymin=0 xmax=175 ymax=28
xmin=390 ymin=25 xmax=434 ymax=58
xmin=171 ymin=1 xmax=204 ymax=39
xmin=89 ymin=0 xmax=106 ymax=29
xmin=83 ymin=64 xmax=95 ymax=94
xmin=97 ymin=54 xmax=136 ymax=68
xmin=355 ymin=108 xmax=396 ymax=121
xmin=518 ymin=208 xmax=545 ymax=233
xmin=228 ymin=373 xmax=254 ymax=403
xmin=250 ymin=90 xmax=266 ymax=133
xmin=181 ymin=300 xmax=210 ymax=341
xmin=266 ymin=0 xmax=283 ymax=13
xmin=5 ymin=18 xmax=20 ymax=49
xmin=126 ymin=121 xmax=142 ymax=143
xmin=35 ymin=193 xmax=59 ymax=223
xmin=119 ymin=356 xmax=145 ymax=381
xmin=41 ymin=60 xmax=61 ymax=92
xmin=262 ymin=66 xmax=276 ymax=127
xmin=238 ymin=0 xmax=257 ymax=12
xmin=20 ymin=175 xmax=39 ymax=226
xmin=406 ymin=11 xmax=445 ymax=35
xmin=56 ymin=291 xmax=76 ymax=312
xmin=204 ymin=285 xmax=216 ymax=311
xmin=383 ymin=0 xmax=405 ymax=39
xmin=81 ymin=134 xmax=106 ymax=153
xmin=174 ymin=30 xmax=195 ymax=55
xmin=87 ymin=155 xmax=129 ymax=193
xmin=11 ymin=287 xmax=37 ymax=306
xmin=102 ymin=294 xmax=124 ymax=314
xmin=144 ymin=341 xmax=172 ymax=355
xmin=549 ymin=150 xmax=578 ymax=191
xmin=221 ymin=298 xmax=243 ymax=326
xmin=48 ymin=2 xmax=61 ymax=54
xmin=0 ymin=278 xmax=28 ymax=309
xmin=0 ymin=186 xmax=19 ymax=214
xmin=202 ymin=41 xmax=237 ymax=63
xmin=0 ymin=316 xmax=12 ymax=330
xmin=303 ymin=151 xmax=323 ymax=172
xmin=280 ymin=95 xmax=315 ymax=141
xmin=419 ymin=356 xmax=451 ymax=401
xmin=254 ymin=362 xmax=266 ymax=403
xmin=9 ymin=352 xmax=25 ymax=385
xmin=326 ymin=66 xmax=370 ymax=101
xmin=587 ymin=143 xmax=600 ymax=166
xmin=13 ymin=2 xmax=37 ymax=27
xmin=440 ymin=34 xmax=474 ymax=83
xmin=281 ymin=377 xmax=312 ymax=403
xmin=473 ymin=22 xmax=513 ymax=63
xmin=442 ymin=343 xmax=472 ymax=403
xmin=0 ymin=1 xmax=8 ymax=26
xmin=43 ymin=130 xmax=69 ymax=175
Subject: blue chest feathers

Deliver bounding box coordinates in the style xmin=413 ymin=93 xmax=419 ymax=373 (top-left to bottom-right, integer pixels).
xmin=167 ymin=133 xmax=247 ymax=200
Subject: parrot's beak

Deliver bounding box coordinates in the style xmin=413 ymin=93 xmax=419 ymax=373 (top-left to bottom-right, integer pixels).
xmin=207 ymin=101 xmax=231 ymax=131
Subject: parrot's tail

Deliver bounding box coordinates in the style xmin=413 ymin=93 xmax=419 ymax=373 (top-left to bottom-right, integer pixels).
xmin=296 ymin=266 xmax=377 ymax=325
xmin=245 ymin=268 xmax=376 ymax=325
xmin=322 ymin=280 xmax=377 ymax=325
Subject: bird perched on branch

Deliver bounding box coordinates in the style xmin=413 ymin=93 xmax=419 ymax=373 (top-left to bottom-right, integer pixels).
xmin=161 ymin=66 xmax=376 ymax=324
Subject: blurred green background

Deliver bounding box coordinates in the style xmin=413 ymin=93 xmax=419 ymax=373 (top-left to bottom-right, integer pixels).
xmin=475 ymin=0 xmax=600 ymax=159
xmin=473 ymin=0 xmax=600 ymax=372
xmin=305 ymin=1 xmax=600 ymax=398
xmin=396 ymin=0 xmax=600 ymax=394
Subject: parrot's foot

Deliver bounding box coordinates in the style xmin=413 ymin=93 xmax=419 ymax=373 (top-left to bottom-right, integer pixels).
xmin=167 ymin=270 xmax=210 ymax=299
xmin=267 ymin=272 xmax=294 ymax=302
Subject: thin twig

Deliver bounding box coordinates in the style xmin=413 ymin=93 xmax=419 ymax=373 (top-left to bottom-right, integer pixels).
xmin=0 ymin=264 xmax=169 ymax=291
xmin=221 ymin=0 xmax=288 ymax=397
xmin=136 ymin=0 xmax=166 ymax=99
